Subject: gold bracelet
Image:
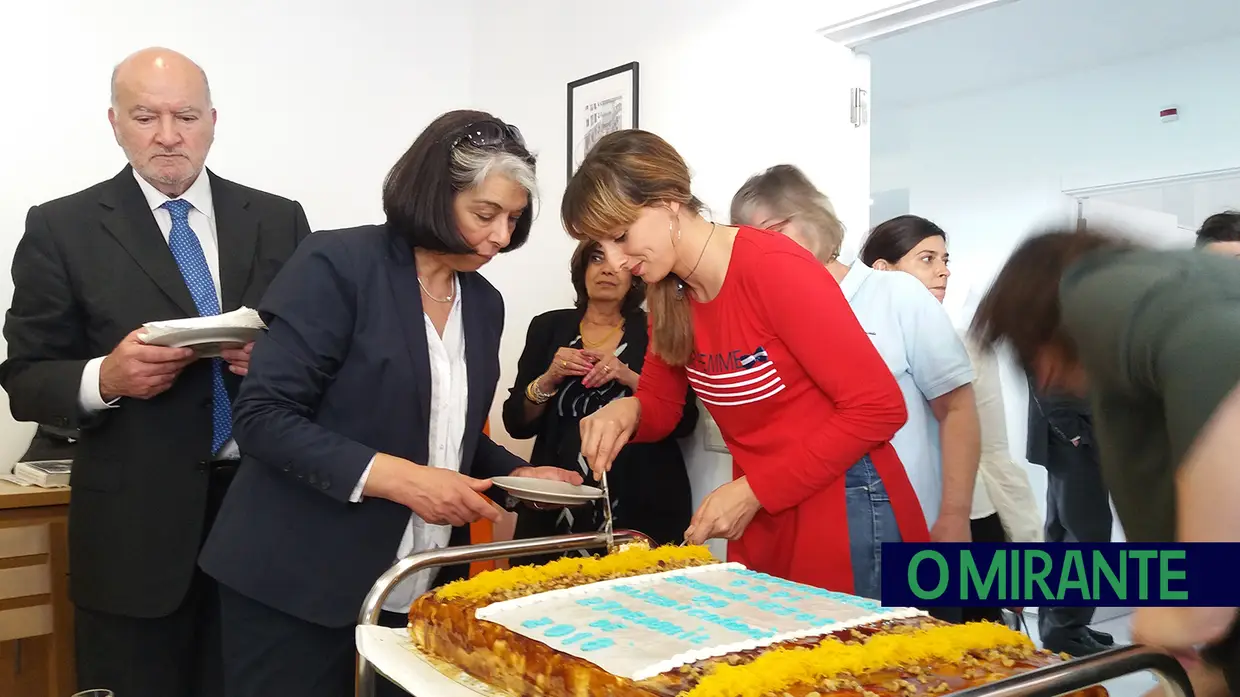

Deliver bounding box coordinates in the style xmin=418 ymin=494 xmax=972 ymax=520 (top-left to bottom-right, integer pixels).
xmin=526 ymin=377 xmax=556 ymax=404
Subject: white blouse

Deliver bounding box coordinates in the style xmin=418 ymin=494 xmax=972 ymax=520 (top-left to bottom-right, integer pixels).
xmin=964 ymin=336 xmax=1043 ymax=542
xmin=349 ymin=277 xmax=470 ymax=612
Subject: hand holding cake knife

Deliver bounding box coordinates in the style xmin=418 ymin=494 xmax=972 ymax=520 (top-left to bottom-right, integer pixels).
xmin=600 ymin=471 xmax=615 ymax=552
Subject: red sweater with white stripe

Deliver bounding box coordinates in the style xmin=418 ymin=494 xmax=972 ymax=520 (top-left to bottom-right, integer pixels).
xmin=633 ymin=227 xmax=929 ymax=593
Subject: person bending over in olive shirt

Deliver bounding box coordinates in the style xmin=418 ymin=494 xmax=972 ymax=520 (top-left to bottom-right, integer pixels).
xmin=970 ymin=226 xmax=1240 ymax=697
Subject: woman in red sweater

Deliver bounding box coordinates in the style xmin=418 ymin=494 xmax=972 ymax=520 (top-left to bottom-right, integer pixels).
xmin=563 ymin=130 xmax=930 ymax=594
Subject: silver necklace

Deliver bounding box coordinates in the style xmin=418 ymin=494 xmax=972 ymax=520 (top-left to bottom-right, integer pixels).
xmin=418 ymin=275 xmax=455 ymax=303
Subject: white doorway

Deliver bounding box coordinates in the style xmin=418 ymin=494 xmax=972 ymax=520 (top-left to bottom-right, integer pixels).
xmin=1067 ymin=168 xmax=1240 ymax=243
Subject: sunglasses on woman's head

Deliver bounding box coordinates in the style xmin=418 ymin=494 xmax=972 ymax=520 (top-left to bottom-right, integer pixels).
xmin=452 ymin=120 xmax=528 ymax=152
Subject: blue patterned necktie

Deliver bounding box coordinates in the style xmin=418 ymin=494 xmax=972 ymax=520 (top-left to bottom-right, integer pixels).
xmin=162 ymin=199 xmax=232 ymax=454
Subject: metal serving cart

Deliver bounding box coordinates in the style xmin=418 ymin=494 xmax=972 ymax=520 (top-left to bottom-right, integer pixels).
xmin=354 ymin=531 xmax=1194 ymax=697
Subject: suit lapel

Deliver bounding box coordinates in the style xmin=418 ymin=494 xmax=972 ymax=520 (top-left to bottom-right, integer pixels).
xmin=210 ymin=171 xmax=258 ymax=310
xmin=99 ymin=167 xmax=197 ymax=316
xmin=460 ymin=274 xmax=490 ymax=445
xmin=386 ymin=236 xmax=432 ymax=427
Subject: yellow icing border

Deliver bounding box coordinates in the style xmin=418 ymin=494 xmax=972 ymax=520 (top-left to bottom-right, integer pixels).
xmin=685 ymin=621 xmax=1036 ymax=697
xmin=433 ymin=543 xmax=716 ymax=601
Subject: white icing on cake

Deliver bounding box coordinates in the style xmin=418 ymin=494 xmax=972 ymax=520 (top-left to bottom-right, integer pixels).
xmin=474 ymin=562 xmax=926 ymax=681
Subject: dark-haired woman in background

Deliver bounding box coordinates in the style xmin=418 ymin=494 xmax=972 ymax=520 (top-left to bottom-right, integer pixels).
xmin=199 ymin=110 xmax=579 ymax=697
xmin=503 ymin=240 xmax=696 ymax=558
xmin=861 ymin=215 xmax=1043 ymax=623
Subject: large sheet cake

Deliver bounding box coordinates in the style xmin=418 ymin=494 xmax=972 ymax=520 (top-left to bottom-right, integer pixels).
xmin=407 ymin=543 xmax=1107 ymax=697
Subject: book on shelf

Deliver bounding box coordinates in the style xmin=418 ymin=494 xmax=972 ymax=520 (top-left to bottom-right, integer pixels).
xmin=8 ymin=459 xmax=72 ymax=488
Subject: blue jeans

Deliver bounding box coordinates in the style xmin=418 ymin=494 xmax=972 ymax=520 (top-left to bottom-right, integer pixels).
xmin=845 ymin=455 xmax=903 ymax=600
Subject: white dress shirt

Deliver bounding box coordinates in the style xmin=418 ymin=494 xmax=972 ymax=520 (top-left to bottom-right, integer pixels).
xmin=964 ymin=336 xmax=1043 ymax=542
xmin=77 ymin=169 xmax=239 ymax=459
xmin=839 ymin=262 xmax=975 ymax=530
xmin=349 ymin=277 xmax=469 ymax=612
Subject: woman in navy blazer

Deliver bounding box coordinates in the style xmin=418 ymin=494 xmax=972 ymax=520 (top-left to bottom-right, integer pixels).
xmin=199 ymin=110 xmax=579 ymax=697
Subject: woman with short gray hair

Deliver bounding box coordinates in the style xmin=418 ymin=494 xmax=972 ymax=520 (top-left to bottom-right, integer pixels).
xmin=200 ymin=109 xmax=580 ymax=697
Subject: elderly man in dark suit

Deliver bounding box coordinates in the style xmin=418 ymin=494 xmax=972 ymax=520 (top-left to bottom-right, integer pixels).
xmin=0 ymin=47 xmax=310 ymax=697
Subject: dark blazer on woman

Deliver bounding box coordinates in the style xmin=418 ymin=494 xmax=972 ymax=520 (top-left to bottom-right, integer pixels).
xmin=199 ymin=225 xmax=525 ymax=629
xmin=502 ymin=308 xmax=697 ymax=547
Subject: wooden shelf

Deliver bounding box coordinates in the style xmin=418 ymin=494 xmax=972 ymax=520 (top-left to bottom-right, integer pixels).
xmin=0 ymin=481 xmax=73 ymax=697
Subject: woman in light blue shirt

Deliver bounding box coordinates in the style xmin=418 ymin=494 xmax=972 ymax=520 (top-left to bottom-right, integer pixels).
xmin=861 ymin=214 xmax=1043 ymax=624
xmin=731 ymin=166 xmax=980 ymax=600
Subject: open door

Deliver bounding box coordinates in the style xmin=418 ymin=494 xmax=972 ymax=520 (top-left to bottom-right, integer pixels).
xmin=1078 ymin=198 xmax=1188 ymax=248
xmin=656 ymin=33 xmax=870 ymax=562
xmin=657 ymin=33 xmax=870 ymax=254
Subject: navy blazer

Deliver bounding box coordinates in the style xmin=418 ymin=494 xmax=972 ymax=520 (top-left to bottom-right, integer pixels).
xmin=199 ymin=225 xmax=525 ymax=628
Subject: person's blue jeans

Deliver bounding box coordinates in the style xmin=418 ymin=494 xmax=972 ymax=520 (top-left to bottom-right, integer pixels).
xmin=844 ymin=455 xmax=903 ymax=600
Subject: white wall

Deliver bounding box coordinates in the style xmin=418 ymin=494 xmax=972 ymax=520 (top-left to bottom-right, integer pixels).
xmin=0 ymin=0 xmax=954 ymax=536
xmin=871 ymin=34 xmax=1240 ymax=536
xmin=468 ymin=0 xmax=888 ymax=556
xmin=0 ymin=0 xmax=477 ymax=466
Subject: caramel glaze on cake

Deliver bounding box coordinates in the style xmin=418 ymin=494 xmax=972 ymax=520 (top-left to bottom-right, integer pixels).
xmin=409 ymin=552 xmax=1108 ymax=697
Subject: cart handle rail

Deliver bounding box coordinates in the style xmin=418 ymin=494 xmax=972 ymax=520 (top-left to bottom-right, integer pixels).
xmin=355 ymin=532 xmax=1194 ymax=697
xmin=355 ymin=530 xmax=651 ymax=697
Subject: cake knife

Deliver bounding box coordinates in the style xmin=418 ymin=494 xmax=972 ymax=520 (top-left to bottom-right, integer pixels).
xmin=600 ymin=471 xmax=615 ymax=551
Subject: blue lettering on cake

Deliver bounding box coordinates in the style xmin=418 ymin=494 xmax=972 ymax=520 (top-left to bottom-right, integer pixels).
xmin=667 ymin=575 xmax=749 ymax=602
xmin=751 ymin=600 xmax=796 ymax=617
xmin=520 ymin=567 xmax=894 ymax=657
xmin=685 ymin=607 xmax=772 ymax=641
xmin=576 ymin=596 xmax=707 ymax=641
xmin=686 ymin=630 xmax=711 ymax=645
xmin=589 ymin=619 xmax=627 ymax=632
xmin=613 ymin=608 xmax=643 ymax=621
xmin=579 ymin=637 xmax=615 ymax=652
xmin=631 ymin=588 xmax=680 ymax=608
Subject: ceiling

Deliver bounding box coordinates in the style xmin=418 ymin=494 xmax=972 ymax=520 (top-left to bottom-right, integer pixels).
xmin=865 ymin=0 xmax=1240 ymax=110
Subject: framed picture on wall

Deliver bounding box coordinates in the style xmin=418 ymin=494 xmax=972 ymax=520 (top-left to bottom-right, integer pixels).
xmin=566 ymin=62 xmax=639 ymax=180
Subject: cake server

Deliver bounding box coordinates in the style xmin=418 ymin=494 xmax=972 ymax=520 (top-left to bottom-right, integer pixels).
xmin=600 ymin=472 xmax=615 ymax=551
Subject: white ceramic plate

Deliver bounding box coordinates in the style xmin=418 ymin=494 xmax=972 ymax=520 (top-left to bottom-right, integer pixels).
xmin=139 ymin=327 xmax=265 ymax=357
xmin=490 ymin=476 xmax=602 ymax=506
